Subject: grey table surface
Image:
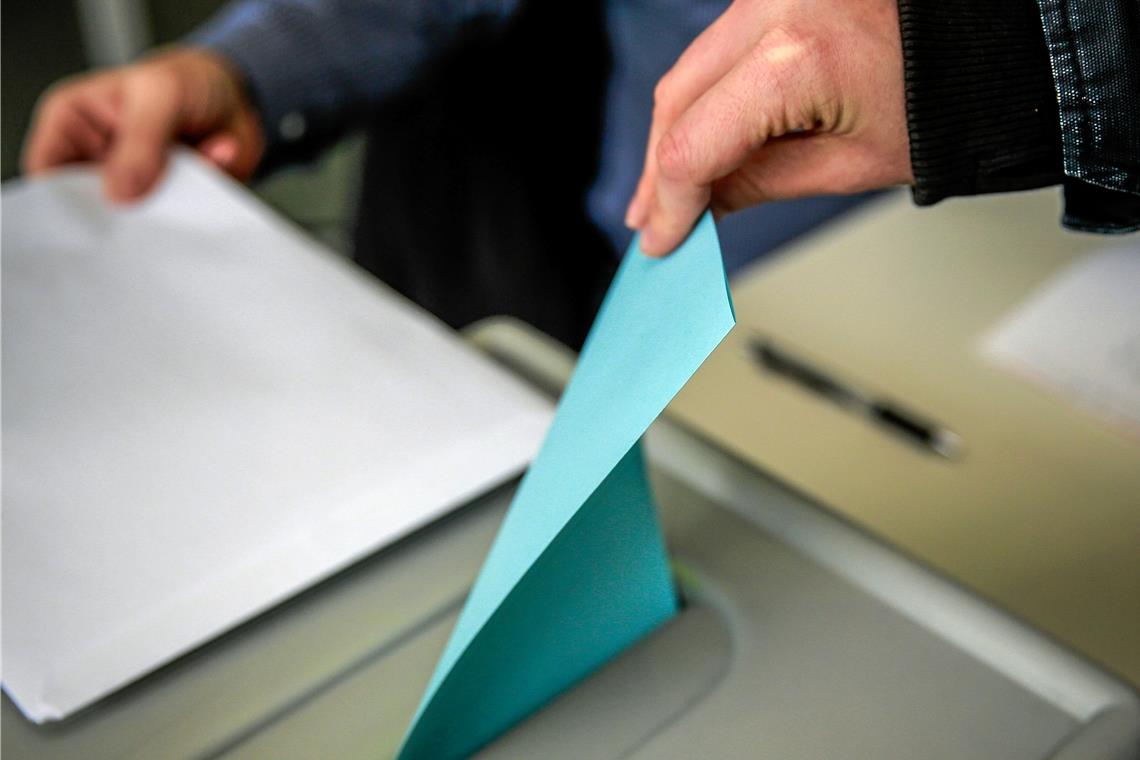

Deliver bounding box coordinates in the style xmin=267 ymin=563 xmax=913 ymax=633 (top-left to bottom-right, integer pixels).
xmin=4 ymin=318 xmax=1137 ymax=759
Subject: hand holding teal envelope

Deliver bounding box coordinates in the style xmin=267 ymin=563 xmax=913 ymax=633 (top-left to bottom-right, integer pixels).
xmin=398 ymin=211 xmax=735 ymax=758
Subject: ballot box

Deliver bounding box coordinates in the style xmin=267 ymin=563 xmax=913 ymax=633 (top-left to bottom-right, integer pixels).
xmin=668 ymin=187 xmax=1140 ymax=691
xmin=4 ymin=318 xmax=1137 ymax=759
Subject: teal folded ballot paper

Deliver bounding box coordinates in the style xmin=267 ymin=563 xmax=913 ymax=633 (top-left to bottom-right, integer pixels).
xmin=397 ymin=212 xmax=735 ymax=758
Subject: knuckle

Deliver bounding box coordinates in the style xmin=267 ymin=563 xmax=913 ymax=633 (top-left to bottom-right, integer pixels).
xmin=135 ymin=62 xmax=182 ymax=97
xmin=35 ymin=88 xmax=70 ymax=121
xmin=128 ymin=64 xmax=162 ymax=92
xmin=758 ymin=24 xmax=829 ymax=82
xmin=655 ymin=129 xmax=694 ymax=182
xmin=756 ymin=26 xmax=806 ymax=82
xmin=761 ymin=24 xmax=809 ymax=53
xmin=753 ymin=24 xmax=839 ymax=132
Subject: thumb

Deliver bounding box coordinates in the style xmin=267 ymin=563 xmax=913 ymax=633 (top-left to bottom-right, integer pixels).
xmin=104 ymin=70 xmax=182 ymax=202
xmin=711 ymin=126 xmax=911 ymax=215
xmin=710 ymin=135 xmax=870 ymax=213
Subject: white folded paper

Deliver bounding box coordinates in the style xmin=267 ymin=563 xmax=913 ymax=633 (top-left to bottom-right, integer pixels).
xmin=0 ymin=153 xmax=553 ymax=723
xmin=980 ymin=242 xmax=1140 ymax=437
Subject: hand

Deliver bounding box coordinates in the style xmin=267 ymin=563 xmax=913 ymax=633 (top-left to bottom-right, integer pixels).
xmin=22 ymin=48 xmax=265 ymax=202
xmin=626 ymin=0 xmax=912 ymax=256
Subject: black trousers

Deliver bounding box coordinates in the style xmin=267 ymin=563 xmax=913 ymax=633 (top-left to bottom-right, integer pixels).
xmin=351 ymin=3 xmax=615 ymax=351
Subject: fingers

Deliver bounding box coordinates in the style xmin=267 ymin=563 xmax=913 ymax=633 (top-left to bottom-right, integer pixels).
xmin=103 ymin=70 xmax=183 ymax=202
xmin=639 ymin=29 xmax=836 ymax=256
xmin=23 ymin=86 xmax=118 ymax=175
xmin=638 ymin=126 xmax=713 ymax=255
xmin=65 ymin=101 xmax=115 ymax=159
xmin=23 ymin=51 xmax=262 ymax=202
xmin=628 ymin=0 xmax=912 ymax=254
xmin=638 ymin=53 xmax=779 ymax=256
xmin=624 ymin=135 xmax=658 ymax=228
xmin=625 ymin=2 xmax=766 ymax=230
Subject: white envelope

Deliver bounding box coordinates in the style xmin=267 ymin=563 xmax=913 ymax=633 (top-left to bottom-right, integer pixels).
xmin=980 ymin=243 xmax=1140 ymax=438
xmin=0 ymin=153 xmax=553 ymax=723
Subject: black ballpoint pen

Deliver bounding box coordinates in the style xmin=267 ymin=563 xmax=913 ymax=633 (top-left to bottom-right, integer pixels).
xmin=749 ymin=337 xmax=962 ymax=459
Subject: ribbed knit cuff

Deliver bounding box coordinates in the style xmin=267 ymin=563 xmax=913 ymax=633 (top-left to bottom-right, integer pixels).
xmin=898 ymin=0 xmax=1063 ymax=205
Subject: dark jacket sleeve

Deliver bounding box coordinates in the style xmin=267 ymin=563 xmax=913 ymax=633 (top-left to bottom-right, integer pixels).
xmin=897 ymin=0 xmax=1140 ymax=233
xmin=1036 ymin=0 xmax=1140 ymax=233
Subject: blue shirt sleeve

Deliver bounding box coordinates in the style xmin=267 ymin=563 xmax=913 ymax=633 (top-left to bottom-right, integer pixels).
xmin=189 ymin=0 xmax=519 ymax=166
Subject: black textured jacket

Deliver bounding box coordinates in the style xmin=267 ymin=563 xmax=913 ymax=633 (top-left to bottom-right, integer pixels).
xmin=898 ymin=0 xmax=1140 ymax=233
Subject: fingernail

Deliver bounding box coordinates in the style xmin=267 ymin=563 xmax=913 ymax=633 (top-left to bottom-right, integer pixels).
xmin=207 ymin=141 xmax=238 ymax=169
xmin=624 ymin=199 xmax=642 ymax=229
xmin=635 ymin=204 xmax=651 ymax=229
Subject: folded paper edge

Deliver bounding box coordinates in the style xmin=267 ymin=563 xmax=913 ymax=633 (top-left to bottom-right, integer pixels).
xmin=397 ymin=440 xmax=675 ymax=758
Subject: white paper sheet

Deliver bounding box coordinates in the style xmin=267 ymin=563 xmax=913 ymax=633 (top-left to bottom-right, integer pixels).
xmin=0 ymin=153 xmax=553 ymax=723
xmin=980 ymin=242 xmax=1140 ymax=437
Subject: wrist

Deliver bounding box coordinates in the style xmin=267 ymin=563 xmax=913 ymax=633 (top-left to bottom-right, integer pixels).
xmin=192 ymin=48 xmax=252 ymax=107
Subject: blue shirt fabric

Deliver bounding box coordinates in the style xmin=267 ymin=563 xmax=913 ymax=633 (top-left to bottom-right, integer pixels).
xmin=193 ymin=0 xmax=870 ymax=274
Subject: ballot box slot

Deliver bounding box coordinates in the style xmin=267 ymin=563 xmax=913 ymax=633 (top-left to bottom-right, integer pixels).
xmin=485 ymin=595 xmax=733 ymax=757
